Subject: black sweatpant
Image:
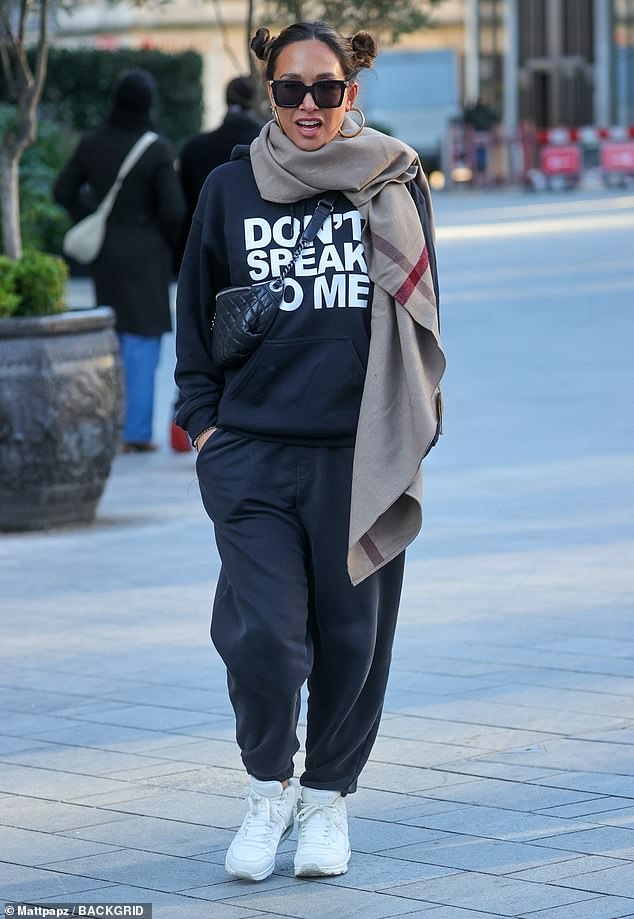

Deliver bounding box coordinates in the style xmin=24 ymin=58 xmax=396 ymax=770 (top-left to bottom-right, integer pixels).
xmin=196 ymin=429 xmax=405 ymax=795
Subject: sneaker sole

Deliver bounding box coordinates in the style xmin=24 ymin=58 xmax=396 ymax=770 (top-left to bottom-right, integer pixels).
xmin=225 ymin=822 xmax=293 ymax=882
xmin=294 ymin=861 xmax=349 ymax=877
xmin=294 ymin=850 xmax=351 ymax=878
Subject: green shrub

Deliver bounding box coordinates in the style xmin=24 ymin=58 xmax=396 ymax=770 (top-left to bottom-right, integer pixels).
xmin=0 ymin=256 xmax=21 ymax=317
xmin=35 ymin=48 xmax=203 ymax=150
xmin=1 ymin=49 xmax=203 ymax=150
xmin=19 ymin=120 xmax=75 ymax=253
xmin=9 ymin=250 xmax=68 ymax=317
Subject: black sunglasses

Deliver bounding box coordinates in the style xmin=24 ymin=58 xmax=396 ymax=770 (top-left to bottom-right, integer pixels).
xmin=269 ymin=79 xmax=350 ymax=109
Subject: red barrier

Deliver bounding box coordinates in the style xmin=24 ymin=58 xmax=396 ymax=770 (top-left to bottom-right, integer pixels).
xmin=601 ymin=141 xmax=634 ymax=173
xmin=540 ymin=145 xmax=582 ymax=176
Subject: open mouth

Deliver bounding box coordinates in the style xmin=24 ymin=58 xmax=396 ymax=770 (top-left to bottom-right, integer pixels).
xmin=296 ymin=119 xmax=322 ymax=130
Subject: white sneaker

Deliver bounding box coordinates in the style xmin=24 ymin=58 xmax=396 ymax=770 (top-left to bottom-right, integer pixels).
xmin=294 ymin=787 xmax=351 ymax=877
xmin=225 ymin=777 xmax=299 ymax=881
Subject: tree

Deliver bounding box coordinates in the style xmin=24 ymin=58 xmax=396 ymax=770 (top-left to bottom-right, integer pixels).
xmin=0 ymin=0 xmax=49 ymax=259
xmin=263 ymin=0 xmax=447 ymax=44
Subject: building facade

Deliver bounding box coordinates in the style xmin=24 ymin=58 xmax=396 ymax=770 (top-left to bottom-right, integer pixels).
xmin=53 ymin=0 xmax=634 ymax=132
xmin=465 ymin=0 xmax=634 ymax=130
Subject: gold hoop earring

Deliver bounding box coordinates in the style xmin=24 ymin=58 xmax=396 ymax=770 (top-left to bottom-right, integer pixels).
xmin=338 ymin=107 xmax=365 ymax=139
xmin=271 ymin=104 xmax=282 ymax=130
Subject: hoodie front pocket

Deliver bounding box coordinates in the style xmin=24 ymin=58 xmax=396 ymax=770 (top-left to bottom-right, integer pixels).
xmin=220 ymin=337 xmax=367 ymax=438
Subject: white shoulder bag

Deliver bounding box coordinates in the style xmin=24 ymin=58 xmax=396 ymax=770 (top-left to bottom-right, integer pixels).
xmin=62 ymin=130 xmax=158 ymax=265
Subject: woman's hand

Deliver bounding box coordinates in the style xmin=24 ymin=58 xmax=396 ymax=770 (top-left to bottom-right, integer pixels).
xmin=195 ymin=427 xmax=217 ymax=452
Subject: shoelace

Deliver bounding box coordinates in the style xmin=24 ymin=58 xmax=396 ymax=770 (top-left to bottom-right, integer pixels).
xmin=296 ymin=802 xmax=338 ymax=843
xmin=240 ymin=793 xmax=288 ymax=842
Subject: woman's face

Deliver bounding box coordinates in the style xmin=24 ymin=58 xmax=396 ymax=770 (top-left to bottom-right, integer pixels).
xmin=268 ymin=39 xmax=358 ymax=151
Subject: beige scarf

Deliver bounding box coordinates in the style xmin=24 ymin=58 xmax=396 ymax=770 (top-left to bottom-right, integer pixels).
xmin=251 ymin=119 xmax=446 ymax=584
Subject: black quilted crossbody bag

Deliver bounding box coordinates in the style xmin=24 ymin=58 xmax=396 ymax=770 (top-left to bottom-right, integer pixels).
xmin=211 ymin=192 xmax=337 ymax=368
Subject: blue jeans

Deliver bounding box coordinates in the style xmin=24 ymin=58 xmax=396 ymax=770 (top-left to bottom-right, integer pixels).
xmin=118 ymin=333 xmax=161 ymax=443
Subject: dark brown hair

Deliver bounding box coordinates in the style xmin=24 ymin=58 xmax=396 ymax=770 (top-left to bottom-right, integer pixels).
xmin=251 ymin=20 xmax=378 ymax=81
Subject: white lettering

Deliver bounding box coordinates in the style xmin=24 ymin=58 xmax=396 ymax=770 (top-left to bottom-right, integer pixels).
xmin=279 ymin=278 xmax=303 ymax=311
xmin=347 ymin=274 xmax=371 ymax=307
xmin=269 ymin=247 xmax=293 ymax=276
xmin=314 ymin=274 xmax=346 ymax=309
xmin=340 ymin=210 xmax=363 ymax=238
xmin=272 ymin=215 xmax=300 ymax=246
xmin=343 ymin=242 xmax=367 ymax=272
xmin=246 ymin=249 xmax=269 ymax=281
xmin=294 ymin=246 xmax=317 ymax=277
xmin=317 ymin=244 xmax=345 ymax=274
xmin=244 ymin=218 xmax=271 ymax=249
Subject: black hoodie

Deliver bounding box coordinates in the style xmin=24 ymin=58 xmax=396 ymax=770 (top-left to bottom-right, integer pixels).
xmin=175 ymin=147 xmax=374 ymax=446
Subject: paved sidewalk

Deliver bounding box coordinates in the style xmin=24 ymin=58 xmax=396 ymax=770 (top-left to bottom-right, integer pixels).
xmin=1 ymin=190 xmax=634 ymax=918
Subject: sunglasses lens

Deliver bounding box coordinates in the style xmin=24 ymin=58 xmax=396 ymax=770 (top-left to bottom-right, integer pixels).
xmin=274 ymin=82 xmax=305 ymax=107
xmin=272 ymin=81 xmax=346 ymax=108
xmin=313 ymin=81 xmax=345 ymax=107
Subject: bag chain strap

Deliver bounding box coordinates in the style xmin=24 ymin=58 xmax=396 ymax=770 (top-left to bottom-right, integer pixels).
xmin=270 ymin=192 xmax=338 ymax=292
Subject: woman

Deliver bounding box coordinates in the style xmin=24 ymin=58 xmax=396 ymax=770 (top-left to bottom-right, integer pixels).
xmin=54 ymin=69 xmax=186 ymax=452
xmin=175 ymin=21 xmax=445 ymax=881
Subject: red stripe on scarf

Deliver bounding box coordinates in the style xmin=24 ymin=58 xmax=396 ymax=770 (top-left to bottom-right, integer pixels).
xmin=395 ymin=249 xmax=429 ymax=306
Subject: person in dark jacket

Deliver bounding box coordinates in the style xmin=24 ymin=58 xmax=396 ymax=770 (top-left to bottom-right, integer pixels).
xmin=175 ymin=20 xmax=444 ymax=883
xmin=54 ymin=68 xmax=186 ymax=452
xmin=178 ymin=75 xmax=265 ymax=233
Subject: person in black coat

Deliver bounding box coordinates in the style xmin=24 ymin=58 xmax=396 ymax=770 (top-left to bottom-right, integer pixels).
xmin=178 ymin=76 xmax=265 ymax=241
xmin=168 ymin=75 xmax=265 ymax=452
xmin=54 ymin=69 xmax=186 ymax=452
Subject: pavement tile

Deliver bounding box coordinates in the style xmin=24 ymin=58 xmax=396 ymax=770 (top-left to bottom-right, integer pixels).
xmin=73 ymin=789 xmax=245 ymax=827
xmin=61 ymin=703 xmax=215 ymax=733
xmin=533 ymin=772 xmax=634 ymax=797
xmin=0 ymin=861 xmax=120 ymax=901
xmin=0 ymin=763 xmax=144 ymax=801
xmin=117 ymin=737 xmax=242 ymax=769
xmin=401 ymin=803 xmax=594 ymax=841
xmin=276 ymin=851 xmax=456 ymax=891
xmin=414 ymin=776 xmax=601 ymax=813
xmin=378 ymin=713 xmax=552 ymax=750
xmin=349 ymin=817 xmax=449 ymax=853
xmin=36 ymin=848 xmax=227 ymax=892
xmin=509 ymin=854 xmax=630 ymax=882
xmin=26 ymin=720 xmax=214 ymax=754
xmin=0 ymin=826 xmax=122 ymax=866
xmin=59 ymin=812 xmax=234 ymax=857
xmin=386 ymin=871 xmax=595 ymax=915
xmin=353 ymin=787 xmax=471 ymax=822
xmin=0 ymin=796 xmax=131 ymax=833
xmin=140 ymin=765 xmax=247 ymax=796
xmin=537 ymin=797 xmax=634 ymax=820
xmin=379 ymin=834 xmax=580 ymax=875
xmin=37 ymin=885 xmax=261 ymax=917
xmin=402 ymin=909 xmax=506 ymax=919
xmin=423 ymin=761 xmax=565 ymax=784
xmin=370 ymin=736 xmax=484 ymax=768
xmin=0 ymin=736 xmax=59 ymax=757
xmin=532 ymin=826 xmax=634 ymax=858
xmin=359 ymin=764 xmax=476 ymax=795
xmin=546 ymin=862 xmax=634 ymax=897
xmin=573 ymin=806 xmax=634 ymax=829
xmin=221 ymin=882 xmax=423 ymax=918
xmin=1 ymin=743 xmax=190 ymax=777
xmin=480 ymin=738 xmax=634 ymax=774
xmin=517 ymin=896 xmax=634 ymax=919
xmin=395 ymin=700 xmax=627 ymax=736
xmin=461 ymin=686 xmax=634 ymax=721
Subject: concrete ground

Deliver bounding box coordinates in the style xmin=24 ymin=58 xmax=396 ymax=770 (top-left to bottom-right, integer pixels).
xmin=1 ymin=189 xmax=633 ymax=918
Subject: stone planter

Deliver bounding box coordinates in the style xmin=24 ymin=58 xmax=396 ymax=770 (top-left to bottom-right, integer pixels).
xmin=0 ymin=307 xmax=123 ymax=531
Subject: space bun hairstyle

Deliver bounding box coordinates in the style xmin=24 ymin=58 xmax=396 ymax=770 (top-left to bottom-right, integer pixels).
xmin=250 ymin=21 xmax=378 ymax=82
